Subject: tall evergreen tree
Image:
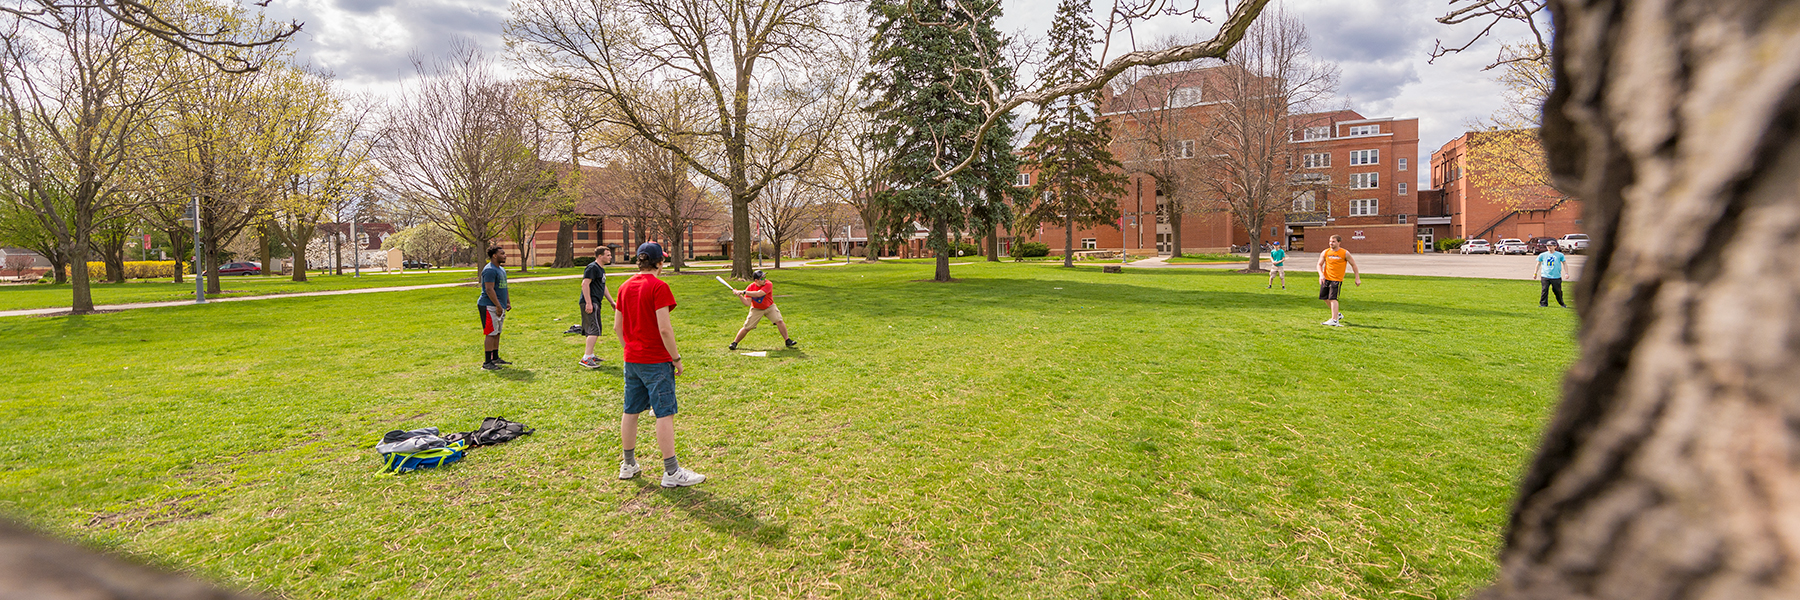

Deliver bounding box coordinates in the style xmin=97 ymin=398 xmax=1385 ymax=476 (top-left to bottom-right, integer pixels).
xmin=864 ymin=0 xmax=1018 ymax=281
xmin=1022 ymin=0 xmax=1128 ymax=268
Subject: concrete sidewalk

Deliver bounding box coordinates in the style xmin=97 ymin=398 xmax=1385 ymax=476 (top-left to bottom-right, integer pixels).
xmin=0 ymin=274 xmax=587 ymax=318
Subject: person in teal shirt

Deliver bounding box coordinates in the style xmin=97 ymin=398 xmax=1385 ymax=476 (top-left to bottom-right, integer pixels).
xmin=1534 ymin=247 xmax=1568 ymax=307
xmin=1266 ymin=242 xmax=1287 ymax=289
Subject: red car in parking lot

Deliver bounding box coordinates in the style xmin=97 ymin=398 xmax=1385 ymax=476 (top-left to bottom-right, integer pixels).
xmin=218 ymin=261 xmax=262 ymax=276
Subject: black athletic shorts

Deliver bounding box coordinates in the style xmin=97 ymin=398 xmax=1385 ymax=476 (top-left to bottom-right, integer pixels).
xmin=1319 ymin=280 xmax=1342 ymax=301
xmin=579 ymin=300 xmax=604 ymax=336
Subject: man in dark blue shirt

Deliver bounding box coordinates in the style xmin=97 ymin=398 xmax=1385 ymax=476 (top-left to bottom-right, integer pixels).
xmin=579 ymin=246 xmax=615 ymax=368
xmin=478 ymin=246 xmax=511 ymax=370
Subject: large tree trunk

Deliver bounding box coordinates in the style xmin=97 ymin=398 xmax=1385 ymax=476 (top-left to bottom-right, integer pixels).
xmin=553 ymin=213 xmax=574 ymax=268
xmin=1168 ymin=196 xmax=1184 ymax=258
xmin=258 ymin=224 xmax=271 ymax=277
xmin=166 ymin=228 xmax=184 ymax=285
xmin=1062 ymin=211 xmax=1075 ymax=268
xmin=1481 ymin=2 xmax=1800 ymax=599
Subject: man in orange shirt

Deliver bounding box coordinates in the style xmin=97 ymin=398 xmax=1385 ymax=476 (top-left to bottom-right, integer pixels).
xmin=1315 ymin=235 xmax=1361 ymax=326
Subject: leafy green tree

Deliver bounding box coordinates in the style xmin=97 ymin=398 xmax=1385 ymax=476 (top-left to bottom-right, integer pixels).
xmin=1022 ymin=0 xmax=1128 ymax=268
xmin=864 ymin=0 xmax=1018 ymax=281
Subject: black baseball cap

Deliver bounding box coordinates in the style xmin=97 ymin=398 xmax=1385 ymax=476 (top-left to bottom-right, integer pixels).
xmin=637 ymin=242 xmax=665 ymax=263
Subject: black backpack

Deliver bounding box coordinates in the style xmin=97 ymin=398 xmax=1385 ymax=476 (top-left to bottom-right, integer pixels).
xmin=450 ymin=417 xmax=534 ymax=446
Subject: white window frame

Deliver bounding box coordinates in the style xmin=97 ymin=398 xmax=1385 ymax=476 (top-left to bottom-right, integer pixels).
xmin=1081 ymin=238 xmax=1098 ymax=249
xmin=1016 ymin=172 xmax=1031 ymax=187
xmin=1348 ymin=149 xmax=1379 ymax=166
xmin=1171 ymin=139 xmax=1195 ymax=159
xmin=1302 ymin=152 xmax=1330 ymax=169
xmin=1347 ymin=124 xmax=1380 ymax=136
xmin=1349 ymin=199 xmax=1378 ymax=216
xmin=1350 ymin=172 xmax=1379 ymax=189
xmin=1303 ymin=126 xmax=1330 ymax=141
xmin=1398 ymin=182 xmax=1408 ymax=195
xmin=1168 ymin=86 xmax=1203 ymax=107
xmin=1398 ymin=158 xmax=1408 ymax=171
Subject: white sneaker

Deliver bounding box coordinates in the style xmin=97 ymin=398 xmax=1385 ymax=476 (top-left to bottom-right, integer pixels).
xmin=661 ymin=467 xmax=706 ymax=488
xmin=1322 ymin=318 xmax=1337 ymax=326
xmin=618 ymin=461 xmax=641 ymax=480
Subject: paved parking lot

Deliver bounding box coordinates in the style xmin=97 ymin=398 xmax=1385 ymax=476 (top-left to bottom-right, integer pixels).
xmin=1139 ymin=252 xmax=1586 ymax=281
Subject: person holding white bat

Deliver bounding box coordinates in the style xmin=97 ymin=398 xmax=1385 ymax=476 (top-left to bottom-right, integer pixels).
xmin=726 ymin=270 xmax=797 ymax=351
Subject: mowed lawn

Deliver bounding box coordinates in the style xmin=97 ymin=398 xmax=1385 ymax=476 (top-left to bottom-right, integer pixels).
xmin=0 ymin=261 xmax=1572 ymax=599
xmin=0 ymin=267 xmax=593 ymax=312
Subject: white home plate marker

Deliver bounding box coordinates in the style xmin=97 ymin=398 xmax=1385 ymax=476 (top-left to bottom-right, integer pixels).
xmin=741 ymin=351 xmax=768 ymax=357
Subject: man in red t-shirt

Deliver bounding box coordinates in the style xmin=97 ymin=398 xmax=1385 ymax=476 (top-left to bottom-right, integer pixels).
xmin=612 ymin=242 xmax=704 ymax=488
xmin=728 ymin=270 xmax=797 ymax=351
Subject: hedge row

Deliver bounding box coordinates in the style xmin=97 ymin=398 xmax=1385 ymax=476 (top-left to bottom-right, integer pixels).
xmin=83 ymin=261 xmax=180 ymax=279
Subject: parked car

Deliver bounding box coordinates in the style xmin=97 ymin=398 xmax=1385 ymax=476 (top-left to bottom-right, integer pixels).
xmin=1496 ymin=238 xmax=1527 ymax=254
xmin=402 ymin=260 xmax=435 ymax=269
xmin=1460 ymin=239 xmax=1492 ymax=254
xmin=1558 ymin=233 xmax=1590 ymax=253
xmin=218 ymin=261 xmax=261 ymax=276
xmin=1526 ymin=237 xmax=1561 ymax=254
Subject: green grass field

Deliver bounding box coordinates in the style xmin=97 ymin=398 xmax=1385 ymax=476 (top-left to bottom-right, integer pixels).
xmin=0 ymin=261 xmax=1571 ymax=599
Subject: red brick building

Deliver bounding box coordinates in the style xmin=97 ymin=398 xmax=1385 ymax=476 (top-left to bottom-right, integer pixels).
xmin=1428 ymin=130 xmax=1582 ymax=245
xmin=493 ymin=162 xmax=732 ymax=266
xmin=1010 ymin=66 xmax=1427 ymax=256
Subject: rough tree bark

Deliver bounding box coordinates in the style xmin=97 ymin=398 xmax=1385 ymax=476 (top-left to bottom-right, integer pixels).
xmin=1481 ymin=1 xmax=1800 ymax=598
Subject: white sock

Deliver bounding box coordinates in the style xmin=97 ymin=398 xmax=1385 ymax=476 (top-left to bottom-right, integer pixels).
xmin=583 ymin=354 xmax=594 ymax=360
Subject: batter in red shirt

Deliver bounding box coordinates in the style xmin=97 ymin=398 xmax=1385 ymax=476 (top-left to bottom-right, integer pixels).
xmin=729 ymin=269 xmax=798 ymax=351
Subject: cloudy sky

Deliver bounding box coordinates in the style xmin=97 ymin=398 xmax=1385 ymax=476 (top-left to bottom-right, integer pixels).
xmin=259 ymin=0 xmax=1533 ymax=189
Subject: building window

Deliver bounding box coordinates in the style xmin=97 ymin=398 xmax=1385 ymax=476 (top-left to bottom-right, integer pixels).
xmin=1171 ymin=140 xmax=1194 ymax=159
xmin=1347 ymin=124 xmax=1380 ymax=136
xmin=1168 ymin=86 xmax=1203 ymax=107
xmin=1350 ymin=172 xmax=1379 ymax=189
xmin=1349 ymin=149 xmax=1379 ymax=165
xmin=1398 ymin=214 xmax=1408 ymax=224
xmin=1349 ymin=199 xmax=1378 ymax=216
xmin=1303 ymin=152 xmax=1330 ymax=168
xmin=1292 ymin=191 xmax=1316 ymax=212
xmin=1081 ymin=238 xmax=1097 ymax=249
xmin=1398 ymin=182 xmax=1408 ymax=195
xmin=1398 ymin=158 xmax=1408 ymax=171
xmin=1303 ymin=126 xmax=1330 ymax=141
xmin=1016 ymin=172 xmax=1031 ymax=187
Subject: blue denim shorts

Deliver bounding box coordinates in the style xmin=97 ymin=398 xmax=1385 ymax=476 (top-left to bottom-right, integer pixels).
xmin=623 ymin=361 xmax=678 ymax=417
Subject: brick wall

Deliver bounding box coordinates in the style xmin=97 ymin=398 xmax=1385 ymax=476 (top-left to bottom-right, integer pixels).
xmin=1304 ymin=224 xmax=1419 ymax=255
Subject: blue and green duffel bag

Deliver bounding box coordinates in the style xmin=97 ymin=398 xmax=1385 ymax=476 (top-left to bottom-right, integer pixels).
xmin=380 ymin=440 xmax=467 ymax=474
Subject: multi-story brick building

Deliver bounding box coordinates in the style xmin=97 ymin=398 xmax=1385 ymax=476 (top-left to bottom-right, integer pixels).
xmin=1428 ymin=130 xmax=1582 ymax=245
xmin=1010 ymin=65 xmax=1426 ymax=256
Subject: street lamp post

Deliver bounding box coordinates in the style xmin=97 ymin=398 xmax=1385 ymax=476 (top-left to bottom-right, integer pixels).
xmin=186 ymin=197 xmax=204 ymax=304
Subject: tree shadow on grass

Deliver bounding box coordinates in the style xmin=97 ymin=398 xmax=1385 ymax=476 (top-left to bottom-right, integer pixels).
xmin=630 ymin=478 xmax=789 ymax=546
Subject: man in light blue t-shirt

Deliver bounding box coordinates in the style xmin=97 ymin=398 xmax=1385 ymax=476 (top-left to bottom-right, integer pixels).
xmin=1534 ymin=247 xmax=1568 ymax=308
xmin=478 ymin=246 xmax=512 ymax=370
xmin=1266 ymin=242 xmax=1287 ymax=289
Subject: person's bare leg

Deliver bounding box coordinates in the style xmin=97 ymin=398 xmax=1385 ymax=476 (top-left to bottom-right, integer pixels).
xmin=654 ymin=415 xmax=676 ymax=460
xmin=731 ymin=327 xmax=751 ymax=345
xmin=621 ymin=411 xmax=640 ymax=452
xmin=584 ymin=335 xmax=598 ymax=356
xmin=775 ymin=320 xmax=790 ymax=339
xmin=484 ymin=335 xmax=499 ymax=351
xmin=1328 ymin=299 xmax=1340 ymax=320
